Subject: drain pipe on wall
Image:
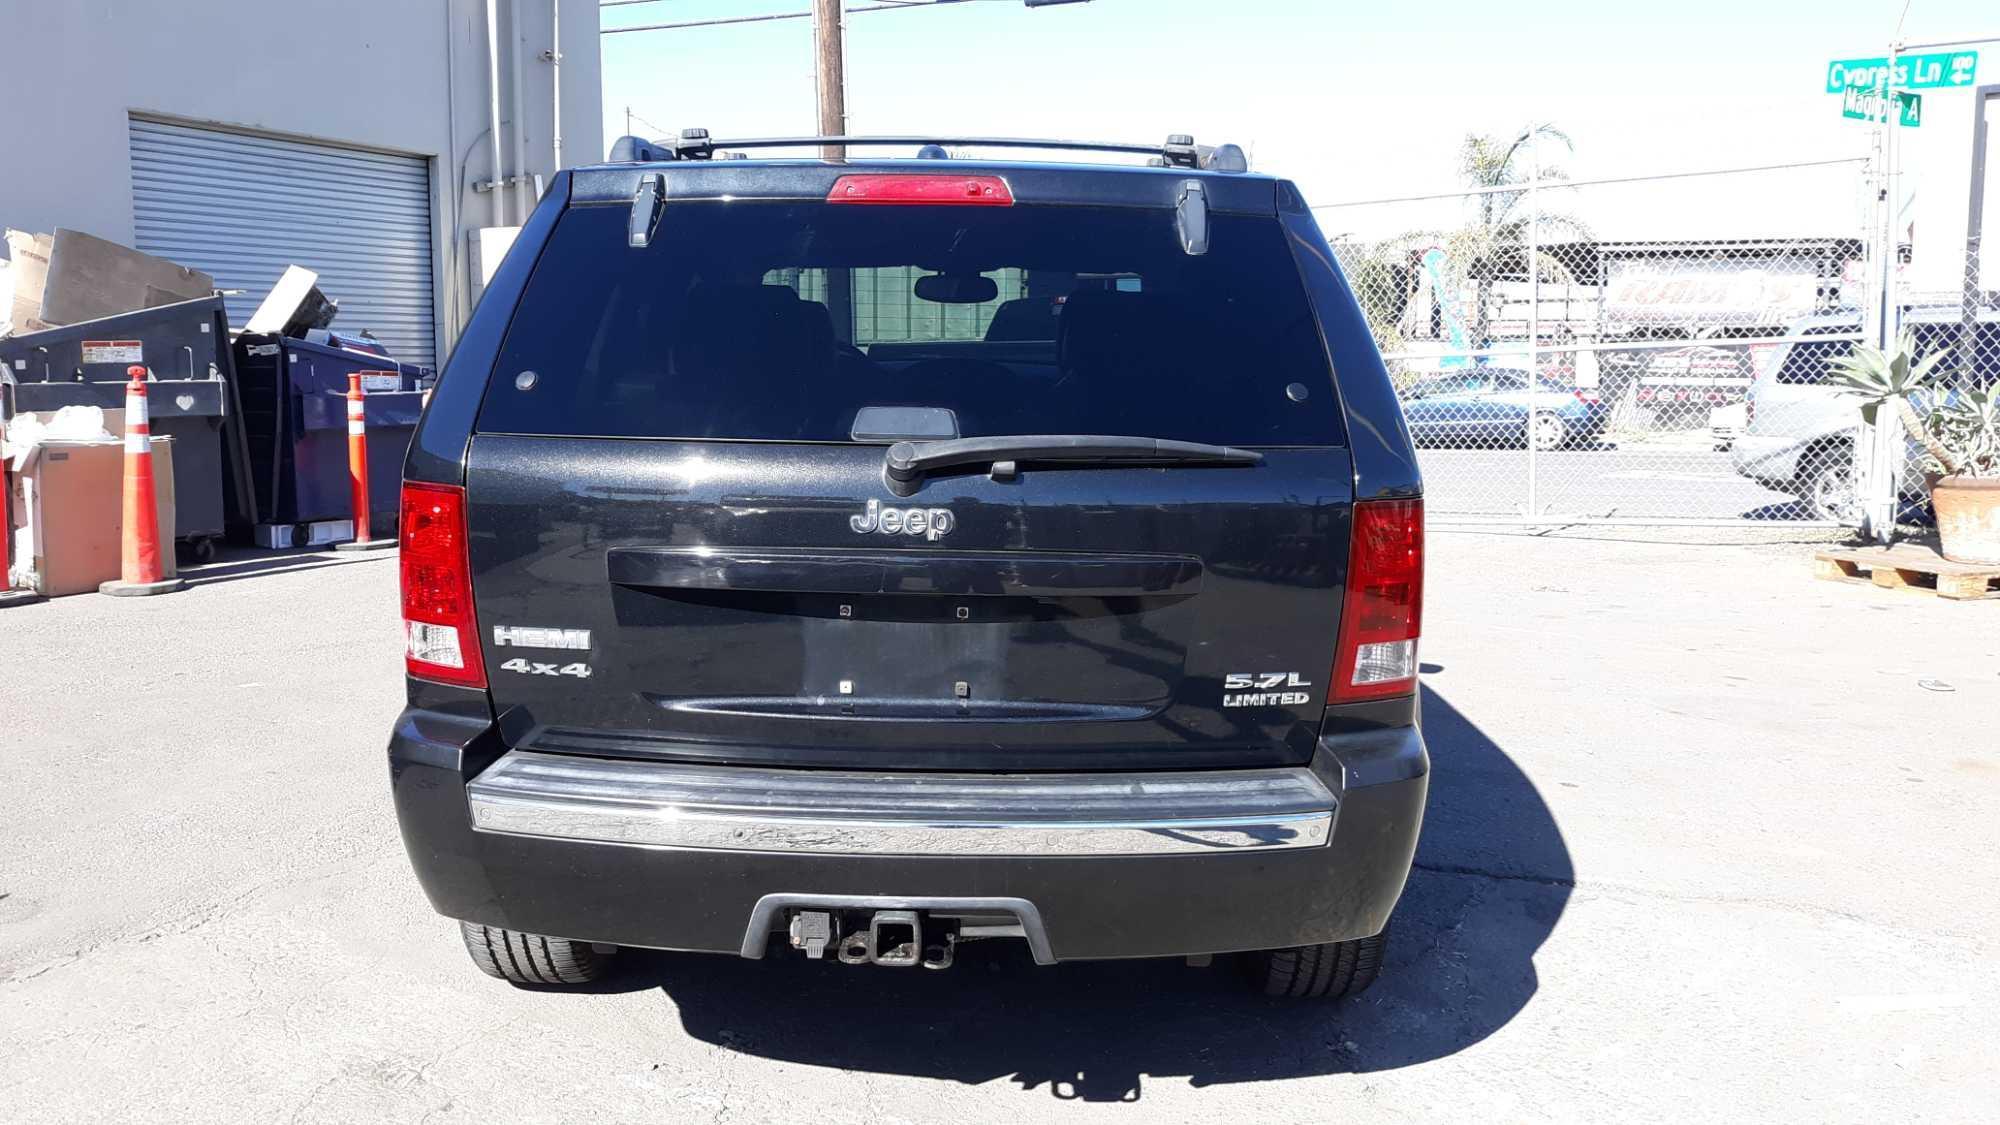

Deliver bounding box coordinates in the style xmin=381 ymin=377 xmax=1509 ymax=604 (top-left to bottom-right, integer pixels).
xmin=547 ymin=0 xmax=563 ymax=171
xmin=485 ymin=0 xmax=509 ymax=228
xmin=508 ymin=0 xmax=532 ymax=206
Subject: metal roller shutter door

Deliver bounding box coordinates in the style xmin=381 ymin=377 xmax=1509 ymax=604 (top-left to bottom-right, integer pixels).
xmin=128 ymin=118 xmax=437 ymax=367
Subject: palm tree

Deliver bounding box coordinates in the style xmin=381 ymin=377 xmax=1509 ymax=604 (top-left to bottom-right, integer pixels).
xmin=1449 ymin=124 xmax=1591 ymax=351
xmin=1331 ymin=240 xmax=1414 ymax=355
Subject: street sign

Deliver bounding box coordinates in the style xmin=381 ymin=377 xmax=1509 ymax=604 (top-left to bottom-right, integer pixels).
xmin=1840 ymin=86 xmax=1922 ymax=127
xmin=1824 ymin=51 xmax=1978 ymax=92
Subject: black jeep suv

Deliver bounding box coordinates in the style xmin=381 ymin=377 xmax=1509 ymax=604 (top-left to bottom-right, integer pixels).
xmin=389 ymin=133 xmax=1427 ymax=998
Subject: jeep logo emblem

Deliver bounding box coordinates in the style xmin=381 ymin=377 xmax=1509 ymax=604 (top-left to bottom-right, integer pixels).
xmin=850 ymin=498 xmax=954 ymax=541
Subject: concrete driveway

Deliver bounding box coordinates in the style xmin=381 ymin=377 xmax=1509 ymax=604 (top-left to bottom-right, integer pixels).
xmin=2 ymin=531 xmax=1995 ymax=1121
xmin=1416 ymin=447 xmax=1805 ymax=520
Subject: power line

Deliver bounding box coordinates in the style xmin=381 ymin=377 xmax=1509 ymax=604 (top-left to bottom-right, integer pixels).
xmin=603 ymin=0 xmax=955 ymax=5
xmin=628 ymin=110 xmax=674 ymax=138
xmin=601 ymin=0 xmax=993 ymax=35
xmin=1309 ymin=157 xmax=1871 ymax=210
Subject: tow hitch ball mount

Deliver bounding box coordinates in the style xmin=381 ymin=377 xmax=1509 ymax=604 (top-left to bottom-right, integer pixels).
xmin=790 ymin=909 xmax=955 ymax=969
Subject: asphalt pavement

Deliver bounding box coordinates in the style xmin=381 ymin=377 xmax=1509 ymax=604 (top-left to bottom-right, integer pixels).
xmin=2 ymin=531 xmax=1996 ymax=1122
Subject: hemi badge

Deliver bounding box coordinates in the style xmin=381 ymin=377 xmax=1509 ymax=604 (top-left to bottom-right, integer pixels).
xmin=492 ymin=626 xmax=592 ymax=650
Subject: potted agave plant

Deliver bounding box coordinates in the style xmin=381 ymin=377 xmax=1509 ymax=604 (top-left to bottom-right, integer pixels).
xmin=1827 ymin=330 xmax=2000 ymax=564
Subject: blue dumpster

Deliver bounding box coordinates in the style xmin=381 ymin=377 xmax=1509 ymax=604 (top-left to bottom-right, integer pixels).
xmin=233 ymin=333 xmax=428 ymax=541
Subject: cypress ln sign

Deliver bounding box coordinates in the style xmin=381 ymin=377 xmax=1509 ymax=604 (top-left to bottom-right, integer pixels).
xmin=1824 ymin=51 xmax=1978 ymax=93
xmin=1841 ymin=86 xmax=1923 ymax=128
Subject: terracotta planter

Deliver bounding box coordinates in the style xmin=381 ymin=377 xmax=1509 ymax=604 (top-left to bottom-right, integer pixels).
xmin=1930 ymin=474 xmax=2000 ymax=565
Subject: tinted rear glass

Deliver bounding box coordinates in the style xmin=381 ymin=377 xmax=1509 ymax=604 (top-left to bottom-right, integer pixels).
xmin=1774 ymin=323 xmax=2000 ymax=385
xmin=477 ymin=200 xmax=1344 ymax=444
xmin=1774 ymin=334 xmax=1855 ymax=385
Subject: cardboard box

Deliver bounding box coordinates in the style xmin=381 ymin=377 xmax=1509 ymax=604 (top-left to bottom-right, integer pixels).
xmin=36 ymin=229 xmax=215 ymax=327
xmin=9 ymin=437 xmax=177 ymax=596
xmin=4 ymin=229 xmax=55 ymax=335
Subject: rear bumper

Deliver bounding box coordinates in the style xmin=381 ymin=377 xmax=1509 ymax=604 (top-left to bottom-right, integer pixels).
xmin=1731 ymin=431 xmax=1807 ymax=486
xmin=465 ymin=751 xmax=1337 ymax=856
xmin=388 ymin=710 xmax=1428 ymax=962
xmin=1572 ymin=405 xmax=1613 ymax=435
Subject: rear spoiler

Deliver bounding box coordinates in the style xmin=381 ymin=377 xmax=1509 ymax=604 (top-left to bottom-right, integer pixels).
xmin=572 ymin=159 xmax=1280 ymax=219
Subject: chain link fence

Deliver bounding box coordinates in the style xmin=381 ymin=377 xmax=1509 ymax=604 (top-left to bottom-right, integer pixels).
xmin=1866 ymin=80 xmax=2000 ymax=532
xmin=1885 ymin=245 xmax=2000 ymax=507
xmin=1328 ymin=160 xmax=1882 ymax=524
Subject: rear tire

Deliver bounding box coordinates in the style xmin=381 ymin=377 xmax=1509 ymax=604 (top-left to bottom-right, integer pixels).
xmin=1799 ymin=451 xmax=1859 ymax=524
xmin=458 ymin=920 xmax=612 ymax=986
xmin=1242 ymin=928 xmax=1388 ymax=999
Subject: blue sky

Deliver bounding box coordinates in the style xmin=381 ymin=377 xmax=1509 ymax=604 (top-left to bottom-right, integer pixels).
xmin=600 ymin=1 xmax=1998 ymax=242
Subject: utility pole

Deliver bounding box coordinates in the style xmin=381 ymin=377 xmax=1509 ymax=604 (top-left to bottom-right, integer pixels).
xmin=812 ymin=0 xmax=846 ymax=160
xmin=1862 ymin=44 xmax=1904 ymax=541
xmin=813 ymin=0 xmax=854 ymax=340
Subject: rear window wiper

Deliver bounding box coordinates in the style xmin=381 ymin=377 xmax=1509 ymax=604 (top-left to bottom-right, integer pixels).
xmin=884 ymin=434 xmax=1262 ymax=495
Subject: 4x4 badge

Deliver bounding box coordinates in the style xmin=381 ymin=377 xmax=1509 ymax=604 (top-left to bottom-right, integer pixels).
xmin=850 ymin=499 xmax=955 ymax=541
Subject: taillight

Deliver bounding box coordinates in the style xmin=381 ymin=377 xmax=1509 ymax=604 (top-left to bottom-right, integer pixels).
xmin=1330 ymin=499 xmax=1423 ymax=702
xmin=400 ymin=481 xmax=486 ymax=689
xmin=1748 ymin=342 xmax=1778 ymax=379
xmin=826 ymin=174 xmax=1014 ymax=206
xmin=1573 ymin=388 xmax=1600 ymax=404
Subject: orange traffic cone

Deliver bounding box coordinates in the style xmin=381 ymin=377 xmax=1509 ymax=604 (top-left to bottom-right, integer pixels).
xmin=336 ymin=372 xmax=396 ymax=552
xmin=0 ymin=410 xmax=43 ymax=607
xmin=99 ymin=366 xmax=185 ymax=597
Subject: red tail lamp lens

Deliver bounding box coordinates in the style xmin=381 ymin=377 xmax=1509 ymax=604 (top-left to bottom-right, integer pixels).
xmin=400 ymin=481 xmax=486 ymax=688
xmin=1330 ymin=499 xmax=1424 ymax=702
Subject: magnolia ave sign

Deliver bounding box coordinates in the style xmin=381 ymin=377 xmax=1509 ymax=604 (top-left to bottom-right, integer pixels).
xmin=1824 ymin=51 xmax=1978 ymax=93
xmin=1841 ymin=85 xmax=1922 ymax=127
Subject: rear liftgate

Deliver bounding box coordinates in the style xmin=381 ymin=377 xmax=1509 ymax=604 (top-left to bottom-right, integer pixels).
xmin=460 ymin=159 xmax=1366 ymax=966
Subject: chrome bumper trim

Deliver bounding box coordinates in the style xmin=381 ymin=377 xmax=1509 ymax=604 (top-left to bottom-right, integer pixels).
xmin=466 ymin=751 xmax=1334 ymax=857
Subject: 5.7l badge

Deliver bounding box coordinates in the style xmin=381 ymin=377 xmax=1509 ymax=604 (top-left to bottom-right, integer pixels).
xmin=1222 ymin=672 xmax=1312 ymax=708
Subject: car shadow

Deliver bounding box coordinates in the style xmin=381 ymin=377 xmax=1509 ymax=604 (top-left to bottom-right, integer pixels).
xmin=1738 ymin=497 xmax=1933 ymax=524
xmin=591 ymin=687 xmax=1571 ymax=1101
xmin=175 ymin=545 xmax=395 ymax=587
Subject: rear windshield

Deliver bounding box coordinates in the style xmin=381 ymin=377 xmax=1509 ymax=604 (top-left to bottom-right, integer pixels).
xmin=476 ymin=200 xmax=1344 ymax=445
xmin=1775 ymin=323 xmax=2000 ymax=385
xmin=1774 ymin=336 xmax=1855 ymax=384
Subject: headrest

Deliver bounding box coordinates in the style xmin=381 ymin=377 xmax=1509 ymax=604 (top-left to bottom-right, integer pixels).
xmin=984 ymin=296 xmax=1060 ymax=341
xmin=675 ymin=284 xmax=829 ymax=377
xmin=1057 ymin=290 xmax=1171 ymax=375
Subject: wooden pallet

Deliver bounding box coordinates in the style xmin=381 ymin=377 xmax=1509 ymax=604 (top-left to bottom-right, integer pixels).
xmin=1813 ymin=542 xmax=2000 ymax=600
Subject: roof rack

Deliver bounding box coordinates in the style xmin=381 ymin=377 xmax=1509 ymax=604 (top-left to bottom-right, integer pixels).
xmin=606 ymin=130 xmax=1249 ymax=172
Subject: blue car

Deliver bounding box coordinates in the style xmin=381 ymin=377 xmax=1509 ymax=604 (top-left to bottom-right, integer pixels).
xmin=1401 ymin=367 xmax=1610 ymax=451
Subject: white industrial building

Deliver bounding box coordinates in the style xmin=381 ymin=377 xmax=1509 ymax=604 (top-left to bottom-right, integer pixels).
xmin=0 ymin=0 xmax=602 ymax=367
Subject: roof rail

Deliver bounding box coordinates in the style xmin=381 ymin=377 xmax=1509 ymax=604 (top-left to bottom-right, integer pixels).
xmin=606 ymin=134 xmax=674 ymax=162
xmin=603 ymin=130 xmax=1250 ymax=171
